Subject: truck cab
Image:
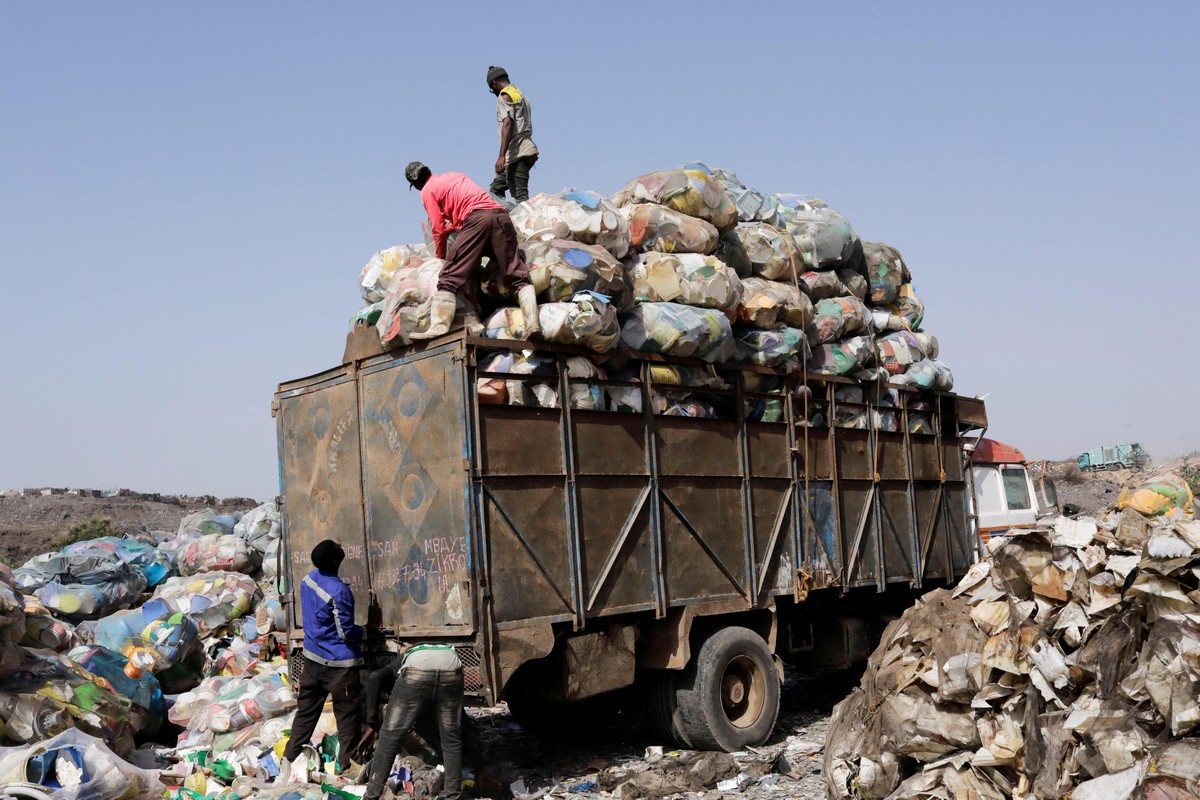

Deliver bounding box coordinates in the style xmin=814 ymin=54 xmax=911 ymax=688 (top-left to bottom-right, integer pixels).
xmin=971 ymin=438 xmax=1059 ymax=552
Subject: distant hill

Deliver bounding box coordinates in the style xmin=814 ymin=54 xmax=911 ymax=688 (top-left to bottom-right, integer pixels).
xmin=0 ymin=488 xmax=260 ymax=568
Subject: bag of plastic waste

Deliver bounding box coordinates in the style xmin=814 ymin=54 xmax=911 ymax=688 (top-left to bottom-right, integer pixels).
xmin=68 ymin=645 xmax=167 ymax=725
xmin=913 ymin=331 xmax=939 ymax=359
xmin=735 ymin=327 xmax=808 ymax=368
xmin=511 ymin=190 xmax=631 ymax=258
xmin=737 ymin=277 xmax=814 ymax=329
xmin=684 ymin=164 xmax=781 ymax=225
xmin=359 ymin=244 xmax=439 ymax=304
xmin=541 ymin=292 xmax=620 ymax=352
xmin=871 ymin=309 xmax=911 ymax=333
xmin=150 ymin=571 xmax=261 ymax=637
xmin=476 ymin=351 xmax=557 ymax=408
xmin=893 ymin=284 xmax=925 ymax=330
xmin=170 ymin=670 xmax=295 ymax=735
xmin=838 ymin=267 xmax=869 ymax=300
xmin=1116 ymin=474 xmax=1195 ymax=519
xmin=810 ymin=297 xmax=872 ymax=344
xmin=619 ymin=303 xmax=735 ymax=363
xmin=622 ymin=203 xmax=720 ymax=254
xmin=21 ymin=595 xmax=78 ymax=651
xmin=20 ymin=551 xmax=148 ymax=623
xmin=714 ymin=229 xmax=754 ymax=278
xmin=736 ymin=222 xmax=803 ymax=281
xmin=889 ymin=359 xmax=953 ymax=391
xmin=774 ymin=196 xmax=862 ymax=269
xmin=876 ymin=330 xmax=928 ymax=376
xmin=810 ymin=336 xmax=875 ymax=376
xmin=629 ymin=252 xmax=744 ymax=312
xmin=801 ymin=270 xmax=849 ymax=301
xmin=234 ymin=502 xmax=281 ymax=554
xmin=520 ymin=238 xmax=631 ymax=308
xmin=86 ymin=598 xmax=203 ymax=674
xmin=0 ymin=727 xmax=161 ymax=800
xmin=612 ymin=169 xmax=738 ymax=233
xmin=61 ymin=537 xmax=173 ymax=589
xmin=863 ymin=242 xmax=910 ymax=305
xmin=661 ymin=397 xmax=718 ymax=418
xmin=0 ymin=646 xmax=136 ymax=755
xmin=178 ymin=510 xmax=241 ymax=540
xmin=177 ymin=534 xmax=262 ymax=577
xmin=0 ymin=565 xmax=25 ymax=645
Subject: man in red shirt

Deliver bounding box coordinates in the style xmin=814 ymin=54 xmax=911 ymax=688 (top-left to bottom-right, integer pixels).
xmin=405 ymin=161 xmax=540 ymax=340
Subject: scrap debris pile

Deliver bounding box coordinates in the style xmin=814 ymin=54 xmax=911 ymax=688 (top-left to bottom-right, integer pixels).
xmin=355 ymin=163 xmax=952 ymax=418
xmin=825 ymin=473 xmax=1200 ymax=800
xmin=0 ymin=502 xmax=365 ymax=799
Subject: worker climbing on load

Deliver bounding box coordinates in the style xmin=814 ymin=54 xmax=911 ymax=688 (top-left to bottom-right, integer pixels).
xmin=405 ymin=161 xmax=540 ymax=340
xmin=357 ymin=642 xmax=466 ymax=800
xmin=486 ymin=65 xmax=539 ymax=203
xmin=282 ymin=540 xmax=366 ymax=775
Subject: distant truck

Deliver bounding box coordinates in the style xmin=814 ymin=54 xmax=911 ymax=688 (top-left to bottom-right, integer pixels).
xmin=273 ymin=332 xmax=987 ymax=751
xmin=970 ymin=438 xmax=1059 ymax=552
xmin=1077 ymin=443 xmax=1149 ymax=473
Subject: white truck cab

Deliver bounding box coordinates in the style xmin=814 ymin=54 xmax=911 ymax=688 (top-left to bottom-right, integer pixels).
xmin=970 ymin=438 xmax=1059 ymax=553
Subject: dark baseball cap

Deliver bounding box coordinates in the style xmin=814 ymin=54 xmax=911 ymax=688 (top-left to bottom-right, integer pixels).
xmin=405 ymin=161 xmax=431 ymax=189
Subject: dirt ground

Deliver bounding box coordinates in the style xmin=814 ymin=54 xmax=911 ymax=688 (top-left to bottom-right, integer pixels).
xmin=0 ymin=491 xmax=259 ymax=567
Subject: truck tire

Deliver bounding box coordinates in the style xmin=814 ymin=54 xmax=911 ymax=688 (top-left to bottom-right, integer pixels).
xmin=645 ymin=671 xmax=685 ymax=746
xmin=672 ymin=626 xmax=780 ymax=751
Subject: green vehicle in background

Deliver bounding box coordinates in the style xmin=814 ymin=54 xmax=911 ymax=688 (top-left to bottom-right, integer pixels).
xmin=1077 ymin=443 xmax=1150 ymax=473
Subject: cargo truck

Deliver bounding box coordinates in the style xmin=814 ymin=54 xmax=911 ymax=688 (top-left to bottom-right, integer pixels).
xmin=273 ymin=331 xmax=987 ymax=750
xmin=1077 ymin=443 xmax=1149 ymax=473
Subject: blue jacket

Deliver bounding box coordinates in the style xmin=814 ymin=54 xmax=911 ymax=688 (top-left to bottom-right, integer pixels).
xmin=300 ymin=569 xmax=364 ymax=667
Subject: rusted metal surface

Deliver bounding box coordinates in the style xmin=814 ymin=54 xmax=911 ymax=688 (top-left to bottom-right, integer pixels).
xmin=276 ymin=340 xmax=985 ymax=701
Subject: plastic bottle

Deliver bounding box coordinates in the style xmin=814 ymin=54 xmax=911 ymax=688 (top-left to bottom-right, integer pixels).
xmin=124 ymin=647 xmax=157 ymax=679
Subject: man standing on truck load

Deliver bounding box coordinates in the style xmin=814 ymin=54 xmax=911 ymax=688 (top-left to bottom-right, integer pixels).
xmin=485 ymin=65 xmax=539 ymax=203
xmin=282 ymin=540 xmax=364 ymax=774
xmin=405 ymin=161 xmax=540 ymax=340
xmin=357 ymin=643 xmax=466 ymax=800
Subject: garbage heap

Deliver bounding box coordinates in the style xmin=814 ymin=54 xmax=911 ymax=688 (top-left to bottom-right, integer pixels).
xmin=356 ymin=163 xmax=953 ymax=416
xmin=0 ymin=501 xmax=310 ymax=800
xmin=824 ymin=473 xmax=1200 ymax=800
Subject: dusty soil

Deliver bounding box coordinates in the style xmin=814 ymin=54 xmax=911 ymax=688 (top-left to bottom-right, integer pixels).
xmin=0 ymin=491 xmax=259 ymax=568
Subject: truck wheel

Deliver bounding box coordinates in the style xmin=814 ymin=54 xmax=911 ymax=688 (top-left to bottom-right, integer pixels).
xmin=645 ymin=671 xmax=685 ymax=746
xmin=673 ymin=627 xmax=780 ymax=751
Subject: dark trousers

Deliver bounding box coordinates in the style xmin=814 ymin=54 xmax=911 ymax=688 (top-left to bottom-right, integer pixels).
xmin=283 ymin=660 xmax=362 ymax=771
xmin=364 ymin=668 xmax=464 ymax=800
xmin=437 ymin=207 xmax=530 ymax=296
xmin=489 ymin=154 xmax=538 ymax=203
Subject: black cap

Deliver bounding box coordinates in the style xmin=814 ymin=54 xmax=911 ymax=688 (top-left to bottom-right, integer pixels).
xmin=405 ymin=161 xmax=431 ymax=190
xmin=312 ymin=539 xmax=345 ymax=573
xmin=486 ymin=66 xmax=508 ymax=86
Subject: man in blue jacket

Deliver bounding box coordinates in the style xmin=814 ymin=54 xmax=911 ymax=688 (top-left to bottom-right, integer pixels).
xmin=283 ymin=540 xmax=364 ymax=773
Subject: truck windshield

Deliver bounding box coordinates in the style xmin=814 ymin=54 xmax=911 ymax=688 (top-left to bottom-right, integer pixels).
xmin=1002 ymin=466 xmax=1031 ymax=511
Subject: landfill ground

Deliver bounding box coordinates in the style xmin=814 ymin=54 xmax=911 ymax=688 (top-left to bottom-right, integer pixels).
xmin=467 ymin=666 xmax=854 ymax=800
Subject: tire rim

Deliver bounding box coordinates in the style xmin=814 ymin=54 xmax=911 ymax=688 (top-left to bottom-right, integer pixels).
xmin=721 ymin=654 xmax=766 ymax=729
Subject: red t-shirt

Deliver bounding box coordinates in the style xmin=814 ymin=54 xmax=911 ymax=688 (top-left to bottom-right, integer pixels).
xmin=420 ymin=173 xmax=503 ymax=258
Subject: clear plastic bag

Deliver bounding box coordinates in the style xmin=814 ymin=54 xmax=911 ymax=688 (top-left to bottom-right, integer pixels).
xmin=0 ymin=564 xmax=25 ymax=645
xmin=61 ymin=537 xmax=173 ymax=588
xmin=170 ymin=670 xmax=295 ymax=735
xmin=511 ymin=190 xmax=631 ymax=258
xmin=612 ymin=169 xmax=738 ymax=233
xmin=177 ymin=534 xmax=262 ymax=577
xmin=618 ymin=303 xmax=735 ymax=363
xmin=359 ymin=243 xmax=438 ymax=304
xmin=737 ymin=277 xmax=814 ymax=329
xmin=810 ymin=297 xmax=872 ymax=344
xmin=715 ymin=229 xmax=754 ymax=278
xmin=889 ymin=359 xmax=953 ymax=390
xmin=892 ymin=284 xmax=925 ymax=330
xmin=774 ymin=196 xmax=862 ymax=269
xmin=19 ymin=550 xmax=148 ymax=623
xmin=537 ymin=292 xmax=620 ymax=352
xmin=734 ymin=327 xmax=808 ymax=368
xmin=736 ymin=222 xmax=803 ymax=281
xmin=876 ymin=330 xmax=927 ymax=376
xmin=86 ymin=599 xmax=203 ymax=674
xmin=629 ymin=252 xmax=744 ymax=312
xmin=621 ymin=203 xmax=720 ymax=254
xmin=178 ymin=510 xmax=241 ymax=540
xmin=521 ymin=238 xmax=631 ymax=307
xmin=800 ymin=270 xmax=849 ymax=301
xmin=810 ymin=335 xmax=875 ymax=376
xmin=234 ymin=501 xmax=281 ymax=555
xmin=686 ymin=164 xmax=781 ymax=225
xmin=862 ymin=242 xmax=910 ymax=305
xmin=149 ymin=571 xmax=261 ymax=637
xmin=0 ymin=727 xmax=162 ymax=800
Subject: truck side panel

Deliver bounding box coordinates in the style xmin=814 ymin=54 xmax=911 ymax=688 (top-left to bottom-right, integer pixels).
xmin=359 ymin=348 xmax=474 ymax=634
xmin=276 ymin=369 xmax=371 ymax=625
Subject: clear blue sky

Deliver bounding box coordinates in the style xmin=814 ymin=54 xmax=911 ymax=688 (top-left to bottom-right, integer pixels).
xmin=3 ymin=3 xmax=1197 ymax=499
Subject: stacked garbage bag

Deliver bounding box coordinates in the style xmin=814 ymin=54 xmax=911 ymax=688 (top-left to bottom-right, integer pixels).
xmin=0 ymin=499 xmax=310 ymax=799
xmin=352 ymin=160 xmax=956 ymax=422
xmin=825 ymin=474 xmax=1200 ymax=800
